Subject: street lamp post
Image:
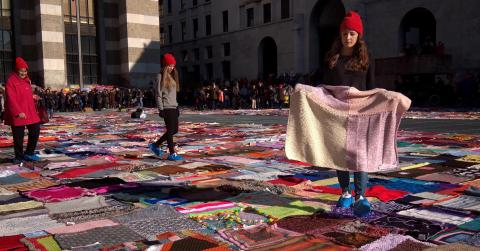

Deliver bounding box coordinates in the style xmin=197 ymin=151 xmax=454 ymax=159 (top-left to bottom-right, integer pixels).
xmin=74 ymin=0 xmax=84 ymax=88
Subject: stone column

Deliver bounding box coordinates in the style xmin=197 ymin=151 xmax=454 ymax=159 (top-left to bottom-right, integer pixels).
xmin=35 ymin=0 xmax=66 ymax=89
xmin=117 ymin=0 xmax=161 ymax=87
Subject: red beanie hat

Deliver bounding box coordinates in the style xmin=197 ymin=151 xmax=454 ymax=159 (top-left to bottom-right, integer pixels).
xmin=340 ymin=11 xmax=364 ymax=37
xmin=15 ymin=57 xmax=29 ymax=71
xmin=162 ymin=53 xmax=176 ymax=66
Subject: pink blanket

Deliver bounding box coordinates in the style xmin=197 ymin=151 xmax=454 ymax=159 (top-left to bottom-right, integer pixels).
xmin=286 ymin=84 xmax=411 ymax=172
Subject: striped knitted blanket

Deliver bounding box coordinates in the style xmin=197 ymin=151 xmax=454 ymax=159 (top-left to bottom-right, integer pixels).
xmin=286 ymin=84 xmax=411 ymax=173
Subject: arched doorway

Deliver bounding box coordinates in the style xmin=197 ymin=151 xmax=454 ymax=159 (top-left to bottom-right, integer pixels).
xmin=400 ymin=8 xmax=436 ymax=55
xmin=309 ymin=0 xmax=345 ymax=77
xmin=258 ymin=37 xmax=277 ymax=79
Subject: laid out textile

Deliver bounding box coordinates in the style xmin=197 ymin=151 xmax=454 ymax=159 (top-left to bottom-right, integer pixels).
xmin=276 ymin=215 xmax=351 ymax=235
xmin=360 ymin=234 xmax=436 ymax=251
xmin=0 ymin=235 xmax=27 ymax=251
xmin=65 ymin=177 xmax=126 ymax=189
xmin=43 ymin=161 xmax=84 ymax=170
xmin=157 ymin=232 xmax=230 ymax=251
xmin=436 ymin=195 xmax=480 ymax=212
xmin=397 ymin=208 xmax=475 ymax=225
xmin=0 ymin=214 xmax=64 ymax=236
xmin=47 ymin=219 xmax=119 ymax=234
xmin=0 ymin=208 xmax=49 ymax=221
xmin=327 ymin=207 xmax=386 ymax=222
xmin=429 ymin=228 xmax=478 ymax=245
xmin=53 ymin=162 xmax=129 ymax=179
xmin=424 ymin=243 xmax=480 ymax=251
xmin=50 ymin=199 xmax=135 ymax=223
xmin=251 ymin=236 xmax=351 ymax=251
xmin=176 ymin=201 xmax=236 ymax=214
xmin=0 ymin=200 xmax=43 ymax=214
xmin=20 ymin=235 xmax=62 ymax=251
xmin=1 ymin=178 xmax=58 ymax=192
xmin=459 ymin=218 xmax=480 ymax=231
xmin=335 ymin=221 xmax=392 ymax=238
xmin=416 ymin=173 xmax=472 ymax=183
xmin=112 ymin=204 xmax=206 ymax=240
xmin=23 ymin=185 xmax=93 ymax=203
xmin=0 ymin=173 xmax=31 ymax=185
xmin=54 ymin=225 xmax=144 ymax=249
xmin=286 ymin=84 xmax=411 ymax=172
xmin=371 ymin=201 xmax=413 ymax=214
xmin=218 ymin=223 xmax=302 ymax=250
xmin=256 ymin=200 xmax=321 ymax=219
xmin=322 ymin=231 xmax=378 ymax=248
xmin=369 ymin=215 xmax=447 ymax=240
xmin=45 ymin=196 xmax=110 ymax=214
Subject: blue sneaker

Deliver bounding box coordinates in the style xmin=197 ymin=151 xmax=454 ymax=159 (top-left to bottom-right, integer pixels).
xmin=353 ymin=196 xmax=371 ymax=217
xmin=24 ymin=154 xmax=41 ymax=162
xmin=167 ymin=153 xmax=184 ymax=161
xmin=149 ymin=143 xmax=164 ymax=158
xmin=337 ymin=194 xmax=354 ymax=208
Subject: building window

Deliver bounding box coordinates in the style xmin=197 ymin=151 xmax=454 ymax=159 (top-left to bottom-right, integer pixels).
xmin=180 ymin=0 xmax=185 ymax=10
xmin=193 ymin=18 xmax=198 ymax=38
xmin=206 ymin=63 xmax=213 ymax=80
xmin=205 ymin=15 xmax=211 ymax=36
xmin=181 ymin=50 xmax=189 ymax=62
xmin=222 ymin=61 xmax=231 ymax=80
xmin=63 ymin=0 xmax=95 ymax=24
xmin=206 ymin=46 xmax=213 ymax=59
xmin=247 ymin=8 xmax=254 ymax=27
xmin=222 ymin=10 xmax=229 ymax=32
xmin=193 ymin=0 xmax=198 ymax=7
xmin=194 ymin=48 xmax=200 ymax=61
xmin=65 ymin=35 xmax=98 ymax=85
xmin=193 ymin=65 xmax=200 ymax=80
xmin=168 ymin=24 xmax=173 ymax=43
xmin=181 ymin=21 xmax=186 ymax=41
xmin=0 ymin=0 xmax=11 ymax=17
xmin=160 ymin=27 xmax=166 ymax=45
xmin=159 ymin=0 xmax=164 ymax=17
xmin=281 ymin=0 xmax=290 ymax=19
xmin=0 ymin=30 xmax=12 ymax=84
xmin=167 ymin=0 xmax=172 ymax=13
xmin=223 ymin=43 xmax=230 ymax=57
xmin=263 ymin=3 xmax=271 ymax=23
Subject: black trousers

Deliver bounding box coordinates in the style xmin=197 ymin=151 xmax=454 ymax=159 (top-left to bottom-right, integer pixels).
xmin=155 ymin=108 xmax=179 ymax=154
xmin=12 ymin=123 xmax=40 ymax=159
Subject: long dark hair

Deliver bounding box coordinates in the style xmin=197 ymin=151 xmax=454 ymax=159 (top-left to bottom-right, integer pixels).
xmin=325 ymin=36 xmax=369 ymax=72
xmin=161 ymin=67 xmax=180 ymax=91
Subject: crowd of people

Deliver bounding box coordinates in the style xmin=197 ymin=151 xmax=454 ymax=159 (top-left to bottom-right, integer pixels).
xmin=192 ymin=80 xmax=294 ymax=110
xmin=0 ymin=86 xmax=157 ymax=119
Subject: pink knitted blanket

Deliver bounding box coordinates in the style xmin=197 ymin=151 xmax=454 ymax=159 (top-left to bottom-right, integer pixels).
xmin=285 ymin=84 xmax=411 ymax=172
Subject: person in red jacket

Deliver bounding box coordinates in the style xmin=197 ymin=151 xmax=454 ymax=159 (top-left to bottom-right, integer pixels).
xmin=4 ymin=57 xmax=41 ymax=164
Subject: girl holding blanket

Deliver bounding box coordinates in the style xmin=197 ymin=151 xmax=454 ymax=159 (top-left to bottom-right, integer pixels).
xmin=323 ymin=11 xmax=375 ymax=217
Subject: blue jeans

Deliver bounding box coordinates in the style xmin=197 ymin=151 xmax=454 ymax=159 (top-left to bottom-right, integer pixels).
xmin=336 ymin=171 xmax=368 ymax=197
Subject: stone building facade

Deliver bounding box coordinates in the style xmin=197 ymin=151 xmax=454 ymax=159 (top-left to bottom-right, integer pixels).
xmin=160 ymin=0 xmax=480 ymax=89
xmin=3 ymin=0 xmax=161 ymax=89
